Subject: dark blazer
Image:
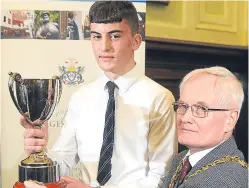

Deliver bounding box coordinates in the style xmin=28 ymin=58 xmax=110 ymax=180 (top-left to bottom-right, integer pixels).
xmin=159 ymin=136 xmax=248 ymax=188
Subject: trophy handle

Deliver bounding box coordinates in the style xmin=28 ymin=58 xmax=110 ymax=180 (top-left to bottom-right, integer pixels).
xmin=53 ymin=75 xmax=62 ymax=103
xmin=8 ymin=72 xmax=26 ymax=117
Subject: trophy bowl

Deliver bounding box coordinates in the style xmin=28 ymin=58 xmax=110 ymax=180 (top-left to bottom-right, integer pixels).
xmin=8 ymin=72 xmax=66 ymax=188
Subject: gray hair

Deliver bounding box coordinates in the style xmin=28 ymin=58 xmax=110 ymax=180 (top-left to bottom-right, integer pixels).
xmin=179 ymin=66 xmax=244 ymax=112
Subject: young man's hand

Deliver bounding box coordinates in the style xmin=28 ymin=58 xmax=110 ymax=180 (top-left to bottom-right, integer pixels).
xmin=61 ymin=176 xmax=92 ymax=188
xmin=21 ymin=116 xmax=48 ymax=155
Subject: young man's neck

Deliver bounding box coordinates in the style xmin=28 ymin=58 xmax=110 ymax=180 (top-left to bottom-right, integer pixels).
xmin=105 ymin=62 xmax=136 ymax=81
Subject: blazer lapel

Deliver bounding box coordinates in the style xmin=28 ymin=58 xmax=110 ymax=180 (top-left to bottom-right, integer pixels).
xmin=184 ymin=137 xmax=238 ymax=182
xmin=167 ymin=151 xmax=188 ymax=188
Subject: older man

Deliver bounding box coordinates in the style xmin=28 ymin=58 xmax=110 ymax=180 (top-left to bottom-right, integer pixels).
xmin=159 ymin=66 xmax=248 ymax=188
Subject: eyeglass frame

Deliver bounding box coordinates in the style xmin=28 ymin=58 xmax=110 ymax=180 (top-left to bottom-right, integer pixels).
xmin=172 ymin=101 xmax=235 ymax=118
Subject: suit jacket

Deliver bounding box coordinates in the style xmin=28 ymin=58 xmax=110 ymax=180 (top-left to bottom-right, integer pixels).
xmin=159 ymin=136 xmax=248 ymax=188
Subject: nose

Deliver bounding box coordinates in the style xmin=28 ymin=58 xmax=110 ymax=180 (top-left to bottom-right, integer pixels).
xmin=101 ymin=36 xmax=112 ymax=52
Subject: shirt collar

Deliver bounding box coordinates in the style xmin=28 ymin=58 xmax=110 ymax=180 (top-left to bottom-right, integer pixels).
xmin=100 ymin=64 xmax=141 ymax=94
xmin=184 ymin=141 xmax=224 ymax=167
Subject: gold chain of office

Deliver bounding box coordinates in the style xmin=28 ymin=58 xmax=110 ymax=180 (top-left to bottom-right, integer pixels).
xmin=168 ymin=155 xmax=248 ymax=188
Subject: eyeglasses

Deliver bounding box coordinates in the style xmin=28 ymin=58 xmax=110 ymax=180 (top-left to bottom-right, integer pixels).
xmin=172 ymin=101 xmax=233 ymax=118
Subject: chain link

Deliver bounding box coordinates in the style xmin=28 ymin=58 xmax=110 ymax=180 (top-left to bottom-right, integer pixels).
xmin=168 ymin=158 xmax=183 ymax=188
xmin=168 ymin=155 xmax=248 ymax=188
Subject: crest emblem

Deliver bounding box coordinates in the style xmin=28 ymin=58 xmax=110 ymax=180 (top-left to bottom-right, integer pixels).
xmin=59 ymin=58 xmax=84 ymax=85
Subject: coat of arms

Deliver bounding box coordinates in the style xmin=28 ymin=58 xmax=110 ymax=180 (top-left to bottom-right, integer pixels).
xmin=59 ymin=58 xmax=84 ymax=85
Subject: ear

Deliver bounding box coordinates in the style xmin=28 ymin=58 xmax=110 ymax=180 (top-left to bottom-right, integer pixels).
xmin=132 ymin=33 xmax=142 ymax=51
xmin=224 ymin=111 xmax=239 ymax=132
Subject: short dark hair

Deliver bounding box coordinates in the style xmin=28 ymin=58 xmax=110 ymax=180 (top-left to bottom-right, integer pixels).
xmin=89 ymin=1 xmax=139 ymax=34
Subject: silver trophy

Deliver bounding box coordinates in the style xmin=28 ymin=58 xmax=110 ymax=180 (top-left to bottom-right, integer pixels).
xmin=8 ymin=72 xmax=66 ymax=187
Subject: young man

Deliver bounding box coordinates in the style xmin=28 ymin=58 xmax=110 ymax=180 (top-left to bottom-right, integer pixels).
xmin=22 ymin=2 xmax=177 ymax=188
xmin=159 ymin=66 xmax=248 ymax=188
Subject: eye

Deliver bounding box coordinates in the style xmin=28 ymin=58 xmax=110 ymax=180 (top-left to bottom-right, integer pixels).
xmin=194 ymin=105 xmax=208 ymax=116
xmin=176 ymin=102 xmax=186 ymax=108
xmin=197 ymin=105 xmax=208 ymax=111
xmin=181 ymin=104 xmax=189 ymax=110
xmin=110 ymin=34 xmax=120 ymax=40
xmin=92 ymin=35 xmax=101 ymax=40
xmin=175 ymin=103 xmax=188 ymax=114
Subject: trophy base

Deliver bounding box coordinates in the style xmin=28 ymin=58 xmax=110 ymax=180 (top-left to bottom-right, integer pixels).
xmin=13 ymin=181 xmax=67 ymax=188
xmin=19 ymin=163 xmax=59 ymax=183
xmin=14 ymin=158 xmax=67 ymax=188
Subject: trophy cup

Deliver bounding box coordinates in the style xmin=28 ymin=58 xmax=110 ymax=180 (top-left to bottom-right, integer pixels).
xmin=8 ymin=72 xmax=67 ymax=188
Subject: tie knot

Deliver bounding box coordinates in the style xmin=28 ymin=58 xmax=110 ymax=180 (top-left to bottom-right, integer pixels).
xmin=183 ymin=157 xmax=191 ymax=168
xmin=106 ymin=81 xmax=116 ymax=94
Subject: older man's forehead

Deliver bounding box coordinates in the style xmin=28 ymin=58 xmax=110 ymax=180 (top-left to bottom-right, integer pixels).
xmin=180 ymin=74 xmax=218 ymax=105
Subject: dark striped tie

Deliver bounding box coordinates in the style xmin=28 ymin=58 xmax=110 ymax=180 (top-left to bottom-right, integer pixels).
xmin=97 ymin=81 xmax=116 ymax=185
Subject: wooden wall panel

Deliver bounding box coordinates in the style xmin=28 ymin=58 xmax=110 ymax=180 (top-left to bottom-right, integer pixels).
xmin=196 ymin=1 xmax=237 ymax=33
xmin=146 ymin=1 xmax=248 ymax=46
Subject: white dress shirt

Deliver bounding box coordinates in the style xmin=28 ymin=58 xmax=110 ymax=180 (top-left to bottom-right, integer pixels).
xmin=50 ymin=64 xmax=177 ymax=188
xmin=184 ymin=142 xmax=224 ymax=167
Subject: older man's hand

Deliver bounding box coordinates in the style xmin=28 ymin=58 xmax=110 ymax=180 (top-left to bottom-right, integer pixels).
xmin=61 ymin=176 xmax=92 ymax=188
